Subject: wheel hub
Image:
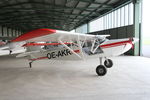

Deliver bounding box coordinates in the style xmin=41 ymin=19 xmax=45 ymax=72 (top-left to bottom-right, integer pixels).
xmin=99 ymin=68 xmax=104 ymax=73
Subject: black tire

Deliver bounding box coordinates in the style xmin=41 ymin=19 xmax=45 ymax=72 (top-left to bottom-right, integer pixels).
xmin=104 ymin=59 xmax=113 ymax=68
xmin=96 ymin=65 xmax=107 ymax=76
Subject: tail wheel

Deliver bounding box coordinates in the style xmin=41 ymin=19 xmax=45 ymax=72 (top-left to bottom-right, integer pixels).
xmin=96 ymin=65 xmax=107 ymax=76
xmin=104 ymin=59 xmax=113 ymax=68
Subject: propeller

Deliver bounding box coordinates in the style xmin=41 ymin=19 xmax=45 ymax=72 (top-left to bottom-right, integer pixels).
xmin=129 ymin=37 xmax=139 ymax=49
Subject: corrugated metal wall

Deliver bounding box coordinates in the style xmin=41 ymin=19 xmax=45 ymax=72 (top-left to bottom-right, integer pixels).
xmin=88 ymin=25 xmax=134 ymax=39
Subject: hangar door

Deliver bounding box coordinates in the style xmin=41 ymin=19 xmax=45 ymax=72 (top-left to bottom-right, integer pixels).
xmin=142 ymin=0 xmax=150 ymax=57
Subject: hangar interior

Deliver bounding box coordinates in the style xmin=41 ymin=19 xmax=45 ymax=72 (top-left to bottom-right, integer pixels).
xmin=0 ymin=0 xmax=150 ymax=100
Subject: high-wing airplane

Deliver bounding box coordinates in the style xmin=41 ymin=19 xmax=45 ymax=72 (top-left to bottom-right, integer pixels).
xmin=0 ymin=28 xmax=138 ymax=76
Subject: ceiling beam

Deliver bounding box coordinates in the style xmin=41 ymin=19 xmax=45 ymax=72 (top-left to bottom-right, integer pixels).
xmin=0 ymin=13 xmax=80 ymax=21
xmin=0 ymin=2 xmax=107 ymax=12
xmin=0 ymin=9 xmax=86 ymax=19
xmin=67 ymin=0 xmax=113 ymax=7
xmin=73 ymin=0 xmax=112 ymax=29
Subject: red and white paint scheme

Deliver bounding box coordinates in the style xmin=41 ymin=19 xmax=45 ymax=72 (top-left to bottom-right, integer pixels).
xmin=0 ymin=28 xmax=138 ymax=76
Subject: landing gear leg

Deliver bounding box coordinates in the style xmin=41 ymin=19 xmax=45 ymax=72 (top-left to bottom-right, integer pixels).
xmin=99 ymin=57 xmax=102 ymax=65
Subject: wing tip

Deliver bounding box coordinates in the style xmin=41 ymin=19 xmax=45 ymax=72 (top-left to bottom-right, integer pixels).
xmin=11 ymin=28 xmax=56 ymax=42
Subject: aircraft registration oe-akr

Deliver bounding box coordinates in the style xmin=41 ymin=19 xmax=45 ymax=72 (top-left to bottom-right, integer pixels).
xmin=0 ymin=28 xmax=138 ymax=76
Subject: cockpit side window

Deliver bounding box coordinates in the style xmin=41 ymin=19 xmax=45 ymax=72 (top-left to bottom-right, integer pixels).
xmin=82 ymin=39 xmax=103 ymax=55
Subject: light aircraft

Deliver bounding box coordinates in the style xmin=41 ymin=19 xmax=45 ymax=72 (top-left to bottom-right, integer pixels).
xmin=0 ymin=28 xmax=138 ymax=76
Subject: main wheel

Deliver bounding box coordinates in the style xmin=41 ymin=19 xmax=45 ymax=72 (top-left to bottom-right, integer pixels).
xmin=96 ymin=65 xmax=107 ymax=76
xmin=104 ymin=59 xmax=113 ymax=68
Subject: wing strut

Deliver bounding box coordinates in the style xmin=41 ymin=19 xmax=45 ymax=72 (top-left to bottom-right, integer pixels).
xmin=91 ymin=38 xmax=104 ymax=54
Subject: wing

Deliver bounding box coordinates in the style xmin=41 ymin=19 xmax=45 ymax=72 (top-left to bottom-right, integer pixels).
xmin=11 ymin=28 xmax=110 ymax=43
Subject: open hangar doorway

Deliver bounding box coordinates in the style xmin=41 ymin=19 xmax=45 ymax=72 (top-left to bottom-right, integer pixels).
xmin=141 ymin=0 xmax=150 ymax=57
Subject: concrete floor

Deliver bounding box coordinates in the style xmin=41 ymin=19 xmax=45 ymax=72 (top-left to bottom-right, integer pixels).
xmin=0 ymin=55 xmax=150 ymax=100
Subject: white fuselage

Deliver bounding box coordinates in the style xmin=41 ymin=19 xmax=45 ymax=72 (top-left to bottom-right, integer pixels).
xmin=26 ymin=38 xmax=134 ymax=61
xmin=99 ymin=38 xmax=132 ymax=57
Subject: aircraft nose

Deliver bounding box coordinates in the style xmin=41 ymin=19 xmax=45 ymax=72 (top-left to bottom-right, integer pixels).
xmin=132 ymin=38 xmax=139 ymax=43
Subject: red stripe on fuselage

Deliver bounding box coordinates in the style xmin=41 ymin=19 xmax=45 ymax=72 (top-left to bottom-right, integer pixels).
xmin=100 ymin=40 xmax=132 ymax=48
xmin=11 ymin=29 xmax=56 ymax=42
